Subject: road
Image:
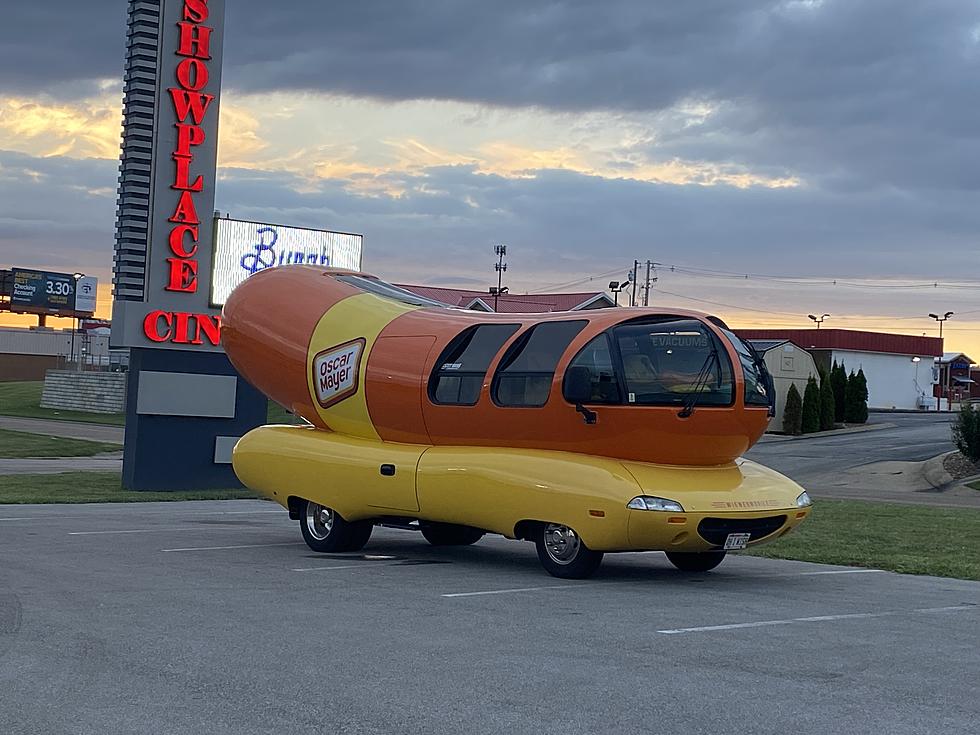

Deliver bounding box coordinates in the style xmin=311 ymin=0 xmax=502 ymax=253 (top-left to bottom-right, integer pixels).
xmin=0 ymin=500 xmax=977 ymax=735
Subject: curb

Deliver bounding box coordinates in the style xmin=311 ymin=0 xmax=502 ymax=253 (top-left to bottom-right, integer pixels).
xmin=923 ymin=451 xmax=956 ymax=490
xmin=760 ymin=422 xmax=894 ymax=442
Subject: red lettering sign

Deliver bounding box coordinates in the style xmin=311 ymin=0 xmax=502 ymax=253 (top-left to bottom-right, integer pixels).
xmin=142 ymin=310 xmax=222 ymax=346
xmin=157 ymin=0 xmax=215 ymax=312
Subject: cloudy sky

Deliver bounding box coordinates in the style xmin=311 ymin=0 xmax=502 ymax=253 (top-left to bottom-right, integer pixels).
xmin=1 ymin=0 xmax=979 ymax=353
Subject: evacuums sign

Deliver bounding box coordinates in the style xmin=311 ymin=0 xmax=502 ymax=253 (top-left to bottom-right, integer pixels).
xmin=111 ymin=0 xmax=226 ymax=351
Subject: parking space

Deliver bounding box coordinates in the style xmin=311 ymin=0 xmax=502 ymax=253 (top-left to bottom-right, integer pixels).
xmin=1 ymin=499 xmax=978 ymax=734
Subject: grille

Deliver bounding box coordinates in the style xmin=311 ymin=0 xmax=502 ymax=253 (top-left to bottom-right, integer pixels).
xmin=697 ymin=515 xmax=787 ymax=547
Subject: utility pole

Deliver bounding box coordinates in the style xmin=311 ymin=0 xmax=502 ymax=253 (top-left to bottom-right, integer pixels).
xmin=492 ymin=245 xmax=508 ymax=312
xmin=641 ymin=260 xmax=658 ymax=306
xmin=630 ymin=260 xmax=639 ymax=307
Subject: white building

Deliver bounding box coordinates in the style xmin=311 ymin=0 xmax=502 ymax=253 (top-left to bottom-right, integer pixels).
xmin=737 ymin=329 xmax=942 ymax=411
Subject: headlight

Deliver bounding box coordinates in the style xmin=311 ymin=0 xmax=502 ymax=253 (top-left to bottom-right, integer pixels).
xmin=627 ymin=496 xmax=685 ymax=512
xmin=796 ymin=491 xmax=812 ymax=507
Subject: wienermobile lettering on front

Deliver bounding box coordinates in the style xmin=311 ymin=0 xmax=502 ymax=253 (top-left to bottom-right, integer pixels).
xmin=222 ymin=266 xmax=812 ymax=578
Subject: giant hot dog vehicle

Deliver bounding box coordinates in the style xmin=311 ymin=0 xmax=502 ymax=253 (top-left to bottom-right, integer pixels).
xmin=224 ymin=266 xmax=811 ymax=578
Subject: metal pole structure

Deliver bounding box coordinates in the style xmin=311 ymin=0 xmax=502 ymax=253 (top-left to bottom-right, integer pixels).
xmin=69 ymin=317 xmax=76 ymax=368
xmin=631 ymin=260 xmax=639 ymax=307
xmin=643 ymin=261 xmax=651 ymax=306
xmin=929 ymin=311 xmax=953 ymax=410
xmin=493 ymin=245 xmax=507 ymax=312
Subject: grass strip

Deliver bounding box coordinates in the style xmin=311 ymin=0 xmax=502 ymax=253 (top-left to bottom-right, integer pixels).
xmin=0 ymin=472 xmax=257 ymax=504
xmin=745 ymin=498 xmax=980 ymax=581
xmin=0 ymin=428 xmax=120 ymax=458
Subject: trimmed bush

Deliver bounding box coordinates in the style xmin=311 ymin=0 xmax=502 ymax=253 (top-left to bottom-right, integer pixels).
xmin=784 ymin=383 xmax=803 ymax=435
xmin=819 ymin=368 xmax=835 ymax=431
xmin=952 ymin=404 xmax=980 ymax=462
xmin=844 ymin=369 xmax=869 ymax=424
xmin=831 ymin=360 xmax=847 ymax=422
xmin=802 ymin=376 xmax=821 ymax=433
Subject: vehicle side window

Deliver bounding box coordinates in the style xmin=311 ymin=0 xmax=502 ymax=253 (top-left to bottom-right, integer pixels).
xmin=563 ymin=334 xmax=622 ymax=404
xmin=493 ymin=321 xmax=587 ymax=407
xmin=429 ymin=324 xmax=519 ymax=405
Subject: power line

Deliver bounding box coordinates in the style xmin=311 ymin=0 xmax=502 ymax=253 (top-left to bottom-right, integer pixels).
xmin=659 ymin=263 xmax=980 ymax=290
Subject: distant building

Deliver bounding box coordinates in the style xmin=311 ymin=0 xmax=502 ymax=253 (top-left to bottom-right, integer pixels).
xmin=396 ymin=285 xmax=615 ymax=313
xmin=736 ymin=328 xmax=942 ymax=410
xmin=0 ymin=326 xmax=113 ymax=381
xmin=936 ymin=352 xmax=976 ymax=407
xmin=745 ymin=339 xmax=819 ymax=432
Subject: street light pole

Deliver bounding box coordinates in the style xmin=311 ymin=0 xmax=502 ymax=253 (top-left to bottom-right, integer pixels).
xmin=807 ymin=313 xmax=830 ymax=329
xmin=929 ymin=311 xmax=954 ymax=410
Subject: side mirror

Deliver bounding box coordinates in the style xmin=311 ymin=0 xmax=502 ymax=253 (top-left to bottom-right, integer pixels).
xmin=564 ymin=366 xmax=597 ymax=425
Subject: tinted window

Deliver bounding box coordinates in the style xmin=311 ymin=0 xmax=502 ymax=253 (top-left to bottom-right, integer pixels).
xmin=614 ymin=319 xmax=733 ymax=406
xmin=563 ymin=334 xmax=621 ymax=404
xmin=493 ymin=321 xmax=587 ymax=407
xmin=429 ymin=324 xmax=519 ymax=405
xmin=721 ymin=329 xmax=773 ymax=408
xmin=335 ymin=275 xmax=449 ymax=308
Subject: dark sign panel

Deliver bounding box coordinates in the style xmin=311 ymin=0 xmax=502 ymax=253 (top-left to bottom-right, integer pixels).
xmin=10 ymin=269 xmax=76 ymax=314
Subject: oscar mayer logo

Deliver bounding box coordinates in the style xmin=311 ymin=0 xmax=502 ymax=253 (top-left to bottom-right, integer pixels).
xmin=313 ymin=338 xmax=366 ymax=408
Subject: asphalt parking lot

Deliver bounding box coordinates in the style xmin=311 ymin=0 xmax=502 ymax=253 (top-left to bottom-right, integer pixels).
xmin=1 ymin=499 xmax=978 ymax=735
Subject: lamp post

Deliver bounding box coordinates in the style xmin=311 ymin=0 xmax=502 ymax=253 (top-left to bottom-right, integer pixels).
xmin=807 ymin=313 xmax=830 ymax=329
xmin=71 ymin=272 xmax=83 ymax=369
xmin=608 ymin=280 xmax=631 ymax=306
xmin=929 ymin=311 xmax=954 ymax=410
xmin=493 ymin=245 xmax=507 ymax=312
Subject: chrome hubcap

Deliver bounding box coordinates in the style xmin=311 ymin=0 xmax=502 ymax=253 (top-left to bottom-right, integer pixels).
xmin=543 ymin=523 xmax=580 ymax=565
xmin=305 ymin=503 xmax=334 ymax=541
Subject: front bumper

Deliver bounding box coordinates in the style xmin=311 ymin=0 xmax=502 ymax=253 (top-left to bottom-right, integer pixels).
xmin=626 ymin=507 xmax=810 ymax=552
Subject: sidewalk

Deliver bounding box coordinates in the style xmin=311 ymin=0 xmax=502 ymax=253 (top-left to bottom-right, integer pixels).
xmin=0 ymin=416 xmax=124 ymax=444
xmin=759 ymin=422 xmax=893 ymax=443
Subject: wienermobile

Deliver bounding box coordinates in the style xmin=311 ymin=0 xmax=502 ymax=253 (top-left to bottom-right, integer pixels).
xmin=224 ymin=266 xmax=812 ymax=578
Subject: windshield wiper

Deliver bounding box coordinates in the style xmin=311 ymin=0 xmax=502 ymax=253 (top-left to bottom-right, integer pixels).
xmin=677 ymin=341 xmax=719 ymax=418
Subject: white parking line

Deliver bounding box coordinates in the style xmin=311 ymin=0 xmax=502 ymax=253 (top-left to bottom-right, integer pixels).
xmin=68 ymin=526 xmax=251 ymax=536
xmin=443 ymin=585 xmax=583 ymax=598
xmin=657 ymin=604 xmax=976 ymax=635
xmin=291 ymin=564 xmax=374 ymax=572
xmin=162 ymin=542 xmax=304 ymax=552
xmin=797 ymin=568 xmax=885 ymax=576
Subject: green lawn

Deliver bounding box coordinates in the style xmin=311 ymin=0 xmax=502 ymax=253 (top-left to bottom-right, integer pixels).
xmin=0 ymin=428 xmax=120 ymax=458
xmin=746 ymin=499 xmax=980 ymax=581
xmin=0 ymin=472 xmax=257 ymax=504
xmin=1 ymin=381 xmax=302 ymax=426
xmin=0 ymin=381 xmax=125 ymax=425
xmin=968 ymin=480 xmax=980 ymax=491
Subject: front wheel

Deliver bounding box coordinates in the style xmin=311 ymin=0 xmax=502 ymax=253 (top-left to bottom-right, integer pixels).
xmin=665 ymin=550 xmax=727 ymax=572
xmin=535 ymin=523 xmax=603 ymax=579
xmin=420 ymin=522 xmax=484 ymax=546
xmin=299 ymin=500 xmax=373 ymax=553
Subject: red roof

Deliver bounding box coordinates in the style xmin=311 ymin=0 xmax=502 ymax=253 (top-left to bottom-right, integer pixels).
xmin=735 ymin=328 xmax=942 ymax=357
xmin=395 ymin=284 xmax=612 ymax=313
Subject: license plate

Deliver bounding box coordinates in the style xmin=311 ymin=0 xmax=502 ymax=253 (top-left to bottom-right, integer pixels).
xmin=723 ymin=532 xmax=751 ymax=550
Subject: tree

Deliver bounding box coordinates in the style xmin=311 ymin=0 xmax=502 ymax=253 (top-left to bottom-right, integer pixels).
xmin=783 ymin=383 xmax=803 ymax=435
xmin=830 ymin=360 xmax=847 ymax=422
xmin=802 ymin=376 xmax=821 ymax=433
xmin=819 ymin=368 xmax=835 ymax=431
xmin=844 ymin=369 xmax=869 ymax=424
xmin=952 ymin=404 xmax=980 ymax=462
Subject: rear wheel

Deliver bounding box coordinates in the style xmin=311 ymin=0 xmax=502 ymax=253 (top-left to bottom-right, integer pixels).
xmin=420 ymin=522 xmax=484 ymax=546
xmin=665 ymin=550 xmax=727 ymax=572
xmin=535 ymin=522 xmax=603 ymax=579
xmin=300 ymin=500 xmax=372 ymax=553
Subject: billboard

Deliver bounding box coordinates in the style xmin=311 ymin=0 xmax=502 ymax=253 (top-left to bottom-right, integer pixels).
xmin=209 ymin=218 xmax=363 ymax=306
xmin=10 ymin=269 xmax=76 ymax=314
xmin=75 ymin=276 xmax=98 ymax=314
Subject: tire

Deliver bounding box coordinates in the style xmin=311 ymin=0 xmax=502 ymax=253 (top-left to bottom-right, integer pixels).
xmin=420 ymin=522 xmax=484 ymax=546
xmin=299 ymin=500 xmax=373 ymax=553
xmin=665 ymin=550 xmax=727 ymax=572
xmin=535 ymin=522 xmax=603 ymax=579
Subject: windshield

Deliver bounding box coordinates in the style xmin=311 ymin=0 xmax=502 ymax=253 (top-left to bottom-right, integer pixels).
xmin=613 ymin=319 xmax=733 ymax=407
xmin=720 ymin=329 xmax=773 ymax=410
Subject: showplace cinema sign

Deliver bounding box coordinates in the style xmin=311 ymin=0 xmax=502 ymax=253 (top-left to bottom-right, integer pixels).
xmin=111 ymin=0 xmax=226 ymax=350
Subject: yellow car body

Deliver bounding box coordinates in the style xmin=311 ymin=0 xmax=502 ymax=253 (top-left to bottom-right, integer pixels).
xmin=234 ymin=425 xmax=809 ymax=554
